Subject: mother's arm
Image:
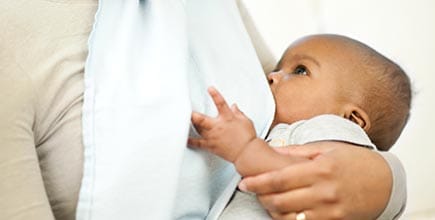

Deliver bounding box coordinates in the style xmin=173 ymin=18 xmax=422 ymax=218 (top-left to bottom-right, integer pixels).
xmin=0 ymin=70 xmax=55 ymax=220
xmin=239 ymin=142 xmax=406 ymax=220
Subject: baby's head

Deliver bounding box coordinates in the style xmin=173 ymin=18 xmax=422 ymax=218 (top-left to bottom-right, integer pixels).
xmin=269 ymin=34 xmax=411 ymax=150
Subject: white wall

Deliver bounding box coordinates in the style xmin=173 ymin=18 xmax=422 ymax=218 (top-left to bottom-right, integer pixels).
xmin=242 ymin=0 xmax=435 ymax=218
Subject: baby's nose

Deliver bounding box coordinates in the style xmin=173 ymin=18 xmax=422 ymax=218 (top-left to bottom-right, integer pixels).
xmin=267 ymin=71 xmax=282 ymax=84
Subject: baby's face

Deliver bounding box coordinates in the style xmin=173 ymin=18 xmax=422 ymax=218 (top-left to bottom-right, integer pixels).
xmin=269 ymin=36 xmax=358 ymax=126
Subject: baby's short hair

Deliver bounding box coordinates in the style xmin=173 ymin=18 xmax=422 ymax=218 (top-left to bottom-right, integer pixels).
xmin=333 ymin=35 xmax=412 ymax=150
xmin=362 ymin=51 xmax=411 ymax=150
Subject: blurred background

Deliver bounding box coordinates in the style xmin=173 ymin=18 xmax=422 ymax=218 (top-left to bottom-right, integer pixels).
xmin=239 ymin=0 xmax=435 ymax=219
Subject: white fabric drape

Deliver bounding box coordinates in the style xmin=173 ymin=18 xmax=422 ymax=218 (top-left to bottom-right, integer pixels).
xmin=77 ymin=0 xmax=275 ymax=219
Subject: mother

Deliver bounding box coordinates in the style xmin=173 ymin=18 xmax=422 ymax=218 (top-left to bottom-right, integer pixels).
xmin=0 ymin=1 xmax=405 ymax=220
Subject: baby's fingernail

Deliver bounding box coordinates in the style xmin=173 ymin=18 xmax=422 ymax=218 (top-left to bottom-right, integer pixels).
xmin=238 ymin=182 xmax=249 ymax=192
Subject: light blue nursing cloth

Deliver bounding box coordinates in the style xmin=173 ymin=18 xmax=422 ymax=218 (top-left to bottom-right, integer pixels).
xmin=77 ymin=0 xmax=275 ymax=219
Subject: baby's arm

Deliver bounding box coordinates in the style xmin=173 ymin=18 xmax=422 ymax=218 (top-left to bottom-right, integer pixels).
xmin=188 ymin=87 xmax=305 ymax=177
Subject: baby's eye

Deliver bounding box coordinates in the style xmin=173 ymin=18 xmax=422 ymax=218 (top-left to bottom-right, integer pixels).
xmin=292 ymin=65 xmax=308 ymax=75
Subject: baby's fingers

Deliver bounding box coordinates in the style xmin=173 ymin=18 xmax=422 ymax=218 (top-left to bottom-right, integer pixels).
xmin=231 ymin=104 xmax=245 ymax=117
xmin=187 ymin=137 xmax=210 ymax=149
xmin=191 ymin=111 xmax=213 ymax=130
xmin=208 ymin=87 xmax=232 ymax=119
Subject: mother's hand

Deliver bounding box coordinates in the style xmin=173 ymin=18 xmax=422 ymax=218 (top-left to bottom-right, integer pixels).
xmin=238 ymin=141 xmax=392 ymax=220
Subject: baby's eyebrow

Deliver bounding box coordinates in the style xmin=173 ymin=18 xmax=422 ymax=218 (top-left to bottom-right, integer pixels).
xmin=272 ymin=66 xmax=280 ymax=72
xmin=291 ymin=54 xmax=321 ymax=68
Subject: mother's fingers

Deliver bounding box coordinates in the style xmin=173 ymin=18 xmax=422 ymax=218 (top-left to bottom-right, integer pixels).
xmin=269 ymin=205 xmax=348 ymax=220
xmin=269 ymin=210 xmax=314 ymax=220
xmin=239 ymin=161 xmax=317 ymax=194
xmin=258 ymin=188 xmax=317 ymax=213
xmin=273 ymin=146 xmax=320 ymax=159
xmin=207 ymin=87 xmax=232 ymax=118
xmin=273 ymin=141 xmax=347 ymax=158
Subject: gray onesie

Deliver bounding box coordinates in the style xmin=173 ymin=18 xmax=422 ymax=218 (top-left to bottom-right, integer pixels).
xmin=219 ymin=114 xmax=404 ymax=220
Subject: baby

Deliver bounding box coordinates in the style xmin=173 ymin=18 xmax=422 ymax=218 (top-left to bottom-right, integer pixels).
xmin=188 ymin=34 xmax=411 ymax=217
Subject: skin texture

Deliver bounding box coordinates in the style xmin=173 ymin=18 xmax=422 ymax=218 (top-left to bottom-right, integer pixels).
xmin=189 ymin=35 xmax=392 ymax=219
xmin=189 ymin=88 xmax=306 ymax=176
xmin=269 ymin=35 xmax=371 ymax=130
xmin=189 ymin=88 xmax=390 ymax=220
xmin=240 ymin=143 xmax=391 ymax=220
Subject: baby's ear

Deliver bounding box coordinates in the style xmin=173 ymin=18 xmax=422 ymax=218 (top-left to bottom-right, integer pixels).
xmin=341 ymin=104 xmax=371 ymax=132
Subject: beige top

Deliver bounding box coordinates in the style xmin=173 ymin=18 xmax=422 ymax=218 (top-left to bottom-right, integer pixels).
xmin=0 ymin=1 xmax=97 ymax=219
xmin=0 ymin=1 xmax=405 ymax=220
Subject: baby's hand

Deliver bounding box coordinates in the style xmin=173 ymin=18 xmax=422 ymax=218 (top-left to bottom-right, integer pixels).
xmin=188 ymin=87 xmax=257 ymax=163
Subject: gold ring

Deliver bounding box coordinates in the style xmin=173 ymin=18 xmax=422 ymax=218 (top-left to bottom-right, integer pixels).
xmin=296 ymin=212 xmax=306 ymax=220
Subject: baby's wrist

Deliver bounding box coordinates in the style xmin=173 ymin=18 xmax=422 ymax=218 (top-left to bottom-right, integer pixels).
xmin=233 ymin=138 xmax=264 ymax=176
